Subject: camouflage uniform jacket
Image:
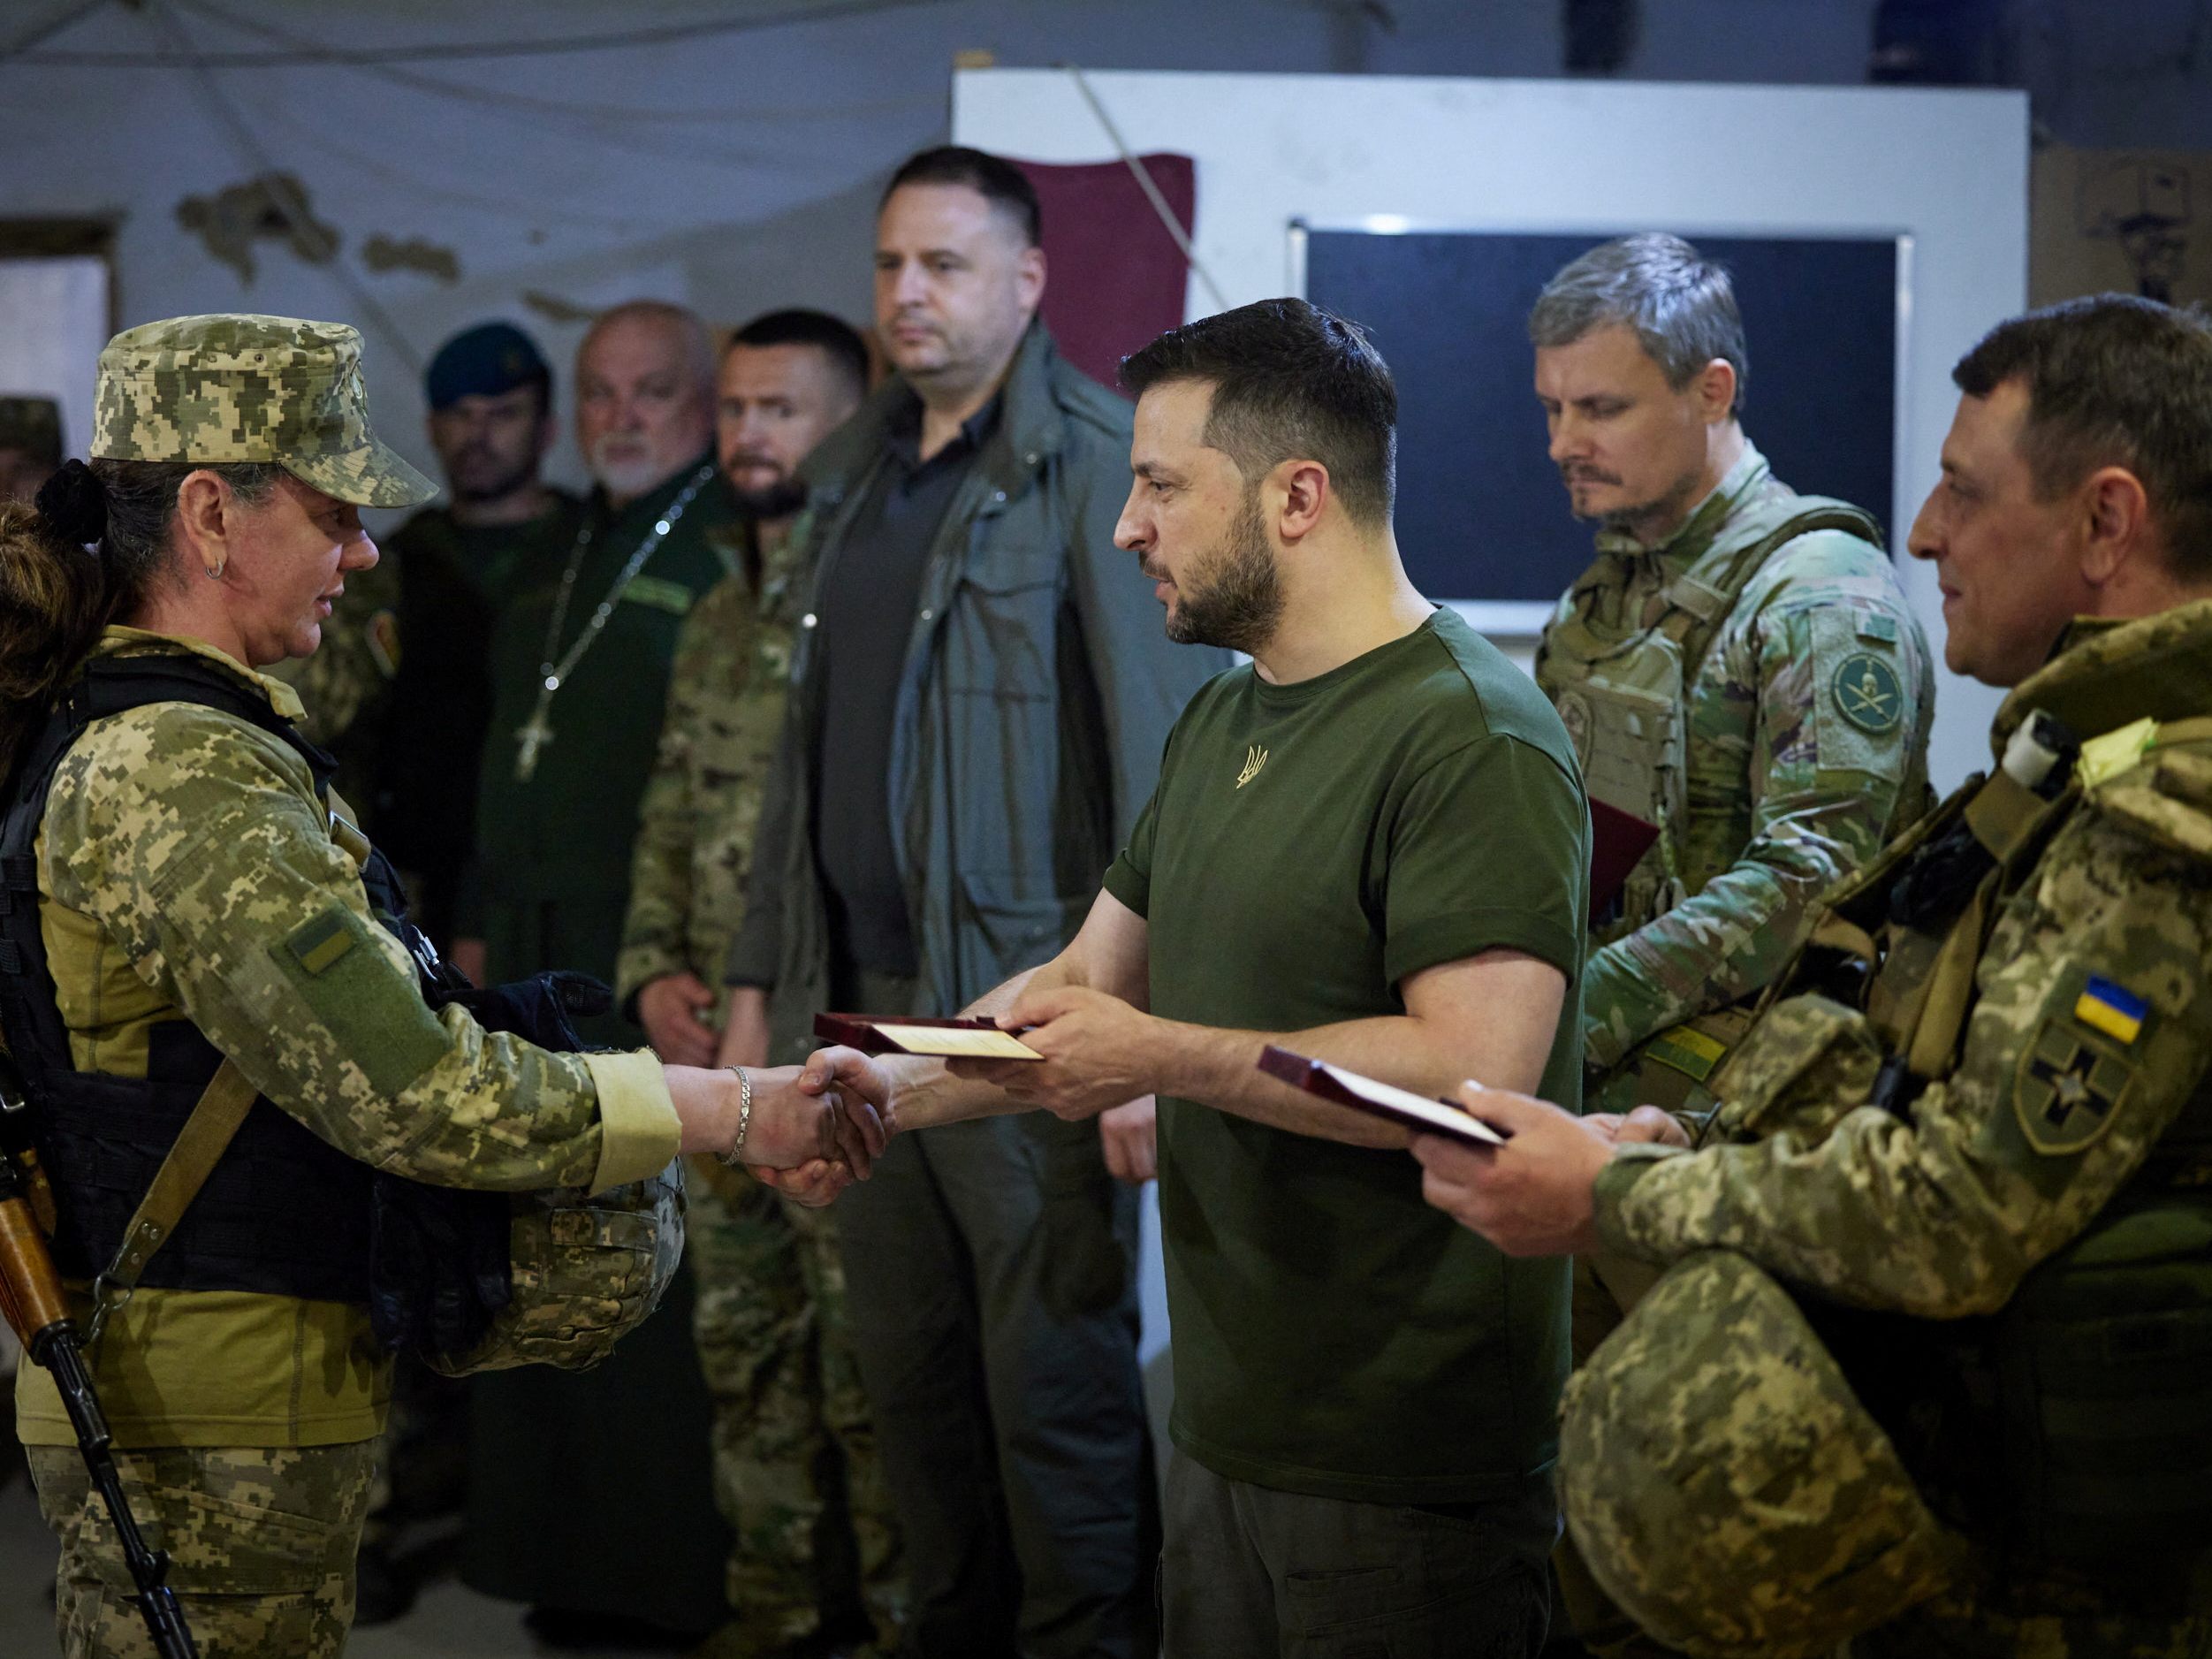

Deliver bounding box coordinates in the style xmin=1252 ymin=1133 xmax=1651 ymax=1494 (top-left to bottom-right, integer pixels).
xmin=1594 ymin=598 xmax=2212 ymax=1320
xmin=13 ymin=628 xmax=681 ymax=1450
xmin=616 ymin=518 xmax=805 ymax=1010
xmin=1538 ymin=443 xmax=1935 ymax=1073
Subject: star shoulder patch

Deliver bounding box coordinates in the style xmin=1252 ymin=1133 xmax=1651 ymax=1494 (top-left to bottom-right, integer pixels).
xmin=2012 ymin=1017 xmax=2135 ymax=1156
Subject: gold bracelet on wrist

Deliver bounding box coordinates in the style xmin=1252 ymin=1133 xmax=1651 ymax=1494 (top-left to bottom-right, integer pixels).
xmin=716 ymin=1065 xmax=754 ymax=1169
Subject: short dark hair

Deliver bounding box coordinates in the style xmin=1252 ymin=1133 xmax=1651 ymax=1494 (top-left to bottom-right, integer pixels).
xmin=1120 ymin=299 xmax=1398 ymax=527
xmin=1528 ymin=232 xmax=1749 ymax=416
xmin=1954 ymin=294 xmax=2212 ymax=579
xmin=881 ymin=145 xmax=1041 ymax=247
xmin=729 ymin=308 xmax=870 ymax=402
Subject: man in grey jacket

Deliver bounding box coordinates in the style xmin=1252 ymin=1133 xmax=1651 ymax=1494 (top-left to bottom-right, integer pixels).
xmin=720 ymin=147 xmax=1227 ymax=1658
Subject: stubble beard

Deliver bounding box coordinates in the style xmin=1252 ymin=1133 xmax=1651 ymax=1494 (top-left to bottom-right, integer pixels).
xmin=1166 ymin=491 xmax=1283 ymax=655
xmin=450 ymin=446 xmax=539 ymax=506
xmin=1572 ymin=463 xmax=1703 ymax=543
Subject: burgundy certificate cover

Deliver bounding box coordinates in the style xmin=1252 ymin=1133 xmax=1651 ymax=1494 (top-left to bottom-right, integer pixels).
xmin=1257 ymin=1046 xmax=1505 ymax=1145
xmin=1590 ymin=797 xmax=1661 ymax=912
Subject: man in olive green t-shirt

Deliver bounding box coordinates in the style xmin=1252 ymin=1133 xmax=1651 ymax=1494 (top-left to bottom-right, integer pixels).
xmin=804 ymin=299 xmax=1590 ymax=1655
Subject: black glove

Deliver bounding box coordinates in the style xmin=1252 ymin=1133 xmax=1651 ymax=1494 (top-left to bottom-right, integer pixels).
xmin=368 ymin=1174 xmax=513 ymax=1358
xmin=437 ymin=970 xmax=613 ymax=1053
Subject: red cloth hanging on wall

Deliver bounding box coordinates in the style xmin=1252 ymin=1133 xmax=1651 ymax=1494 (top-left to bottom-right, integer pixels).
xmin=1009 ymin=155 xmax=1197 ymax=390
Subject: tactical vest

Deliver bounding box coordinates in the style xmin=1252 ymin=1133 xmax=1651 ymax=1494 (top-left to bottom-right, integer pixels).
xmin=1714 ymin=707 xmax=2212 ymax=1579
xmin=1536 ymin=484 xmax=1884 ymax=943
xmin=0 ymin=652 xmax=684 ymax=1374
xmin=0 ymin=656 xmax=391 ymax=1302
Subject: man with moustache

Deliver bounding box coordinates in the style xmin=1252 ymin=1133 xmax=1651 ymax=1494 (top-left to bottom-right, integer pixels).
xmin=368 ymin=322 xmax=582 ymax=947
xmin=458 ymin=299 xmax=742 ymax=1646
xmin=616 ymin=308 xmax=898 ymax=1658
xmin=724 ymin=148 xmax=1226 ymax=1657
xmin=623 ymin=309 xmax=872 ymax=1058
xmin=1527 ymin=233 xmax=1935 ymax=1652
xmin=1532 ymin=234 xmax=1933 ymax=1123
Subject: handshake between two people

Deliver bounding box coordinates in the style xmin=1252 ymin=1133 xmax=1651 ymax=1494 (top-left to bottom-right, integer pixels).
xmin=674 ymin=982 xmax=1170 ymax=1206
xmin=664 ymin=1047 xmax=896 ymax=1209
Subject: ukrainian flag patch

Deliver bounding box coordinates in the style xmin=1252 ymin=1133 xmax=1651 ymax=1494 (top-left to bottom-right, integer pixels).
xmin=2074 ymin=975 xmax=2147 ymax=1046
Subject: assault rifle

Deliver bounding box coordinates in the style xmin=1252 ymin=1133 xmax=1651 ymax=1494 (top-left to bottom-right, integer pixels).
xmin=0 ymin=1051 xmax=196 ymax=1658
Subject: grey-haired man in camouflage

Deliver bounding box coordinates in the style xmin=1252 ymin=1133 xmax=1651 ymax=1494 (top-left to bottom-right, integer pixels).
xmin=1532 ymin=233 xmax=1935 ymax=1125
xmin=1529 ymin=232 xmax=1937 ymax=1655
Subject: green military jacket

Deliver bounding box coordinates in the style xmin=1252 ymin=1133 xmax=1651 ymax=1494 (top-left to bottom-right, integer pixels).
xmin=616 ymin=518 xmax=804 ymax=1010
xmin=1537 ymin=443 xmax=1935 ymax=1083
xmin=14 ymin=628 xmax=680 ymax=1450
xmin=457 ymin=456 xmax=737 ymax=1046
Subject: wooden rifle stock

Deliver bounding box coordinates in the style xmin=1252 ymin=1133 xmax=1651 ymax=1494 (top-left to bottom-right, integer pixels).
xmin=0 ymin=1053 xmax=198 ymax=1657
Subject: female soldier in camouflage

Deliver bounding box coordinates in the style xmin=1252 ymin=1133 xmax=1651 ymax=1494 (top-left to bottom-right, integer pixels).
xmin=0 ymin=314 xmax=883 ymax=1658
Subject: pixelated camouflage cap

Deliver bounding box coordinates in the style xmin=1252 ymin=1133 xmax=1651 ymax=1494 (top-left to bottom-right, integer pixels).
xmin=92 ymin=314 xmax=437 ymax=508
xmin=0 ymin=395 xmax=63 ymax=461
xmin=1559 ymin=1252 xmax=1965 ymax=1658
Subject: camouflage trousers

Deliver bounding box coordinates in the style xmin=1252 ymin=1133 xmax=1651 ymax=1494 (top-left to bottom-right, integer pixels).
xmin=688 ymin=1166 xmax=903 ymax=1655
xmin=1556 ymin=1252 xmax=1677 ymax=1659
xmin=28 ymin=1439 xmax=376 ymax=1658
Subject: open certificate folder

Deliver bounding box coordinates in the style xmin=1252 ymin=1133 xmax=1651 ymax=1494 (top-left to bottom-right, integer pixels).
xmin=1257 ymin=1046 xmax=1507 ymax=1145
xmin=813 ymin=1013 xmax=1045 ymax=1061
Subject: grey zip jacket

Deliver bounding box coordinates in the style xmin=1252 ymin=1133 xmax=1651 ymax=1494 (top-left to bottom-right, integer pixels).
xmin=725 ymin=323 xmax=1230 ymax=1060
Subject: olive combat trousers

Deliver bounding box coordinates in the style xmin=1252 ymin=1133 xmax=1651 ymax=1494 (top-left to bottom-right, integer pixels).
xmin=29 ymin=1439 xmax=376 ymax=1658
xmin=835 ymin=1113 xmax=1158 ymax=1658
xmin=1160 ymin=1451 xmax=1551 ymax=1659
xmin=689 ymin=1168 xmax=905 ymax=1654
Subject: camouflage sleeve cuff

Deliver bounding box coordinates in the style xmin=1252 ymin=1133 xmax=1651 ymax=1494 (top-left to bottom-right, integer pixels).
xmin=582 ymin=1049 xmax=682 ymax=1193
xmin=1579 ymin=936 xmax=1684 ymax=1071
xmin=1592 ymin=1143 xmax=1690 ymax=1263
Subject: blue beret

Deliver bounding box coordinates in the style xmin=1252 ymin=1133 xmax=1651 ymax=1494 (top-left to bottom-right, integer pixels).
xmin=424 ymin=321 xmax=550 ymax=410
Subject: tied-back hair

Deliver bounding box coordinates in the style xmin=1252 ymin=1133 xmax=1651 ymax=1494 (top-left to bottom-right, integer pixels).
xmin=0 ymin=459 xmax=283 ymax=780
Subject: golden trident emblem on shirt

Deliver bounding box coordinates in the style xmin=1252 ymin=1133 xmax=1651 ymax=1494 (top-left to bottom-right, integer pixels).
xmin=1235 ymin=745 xmax=1269 ymax=788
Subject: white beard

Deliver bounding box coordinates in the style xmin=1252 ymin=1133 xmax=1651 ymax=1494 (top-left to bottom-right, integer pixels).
xmin=590 ymin=435 xmax=673 ymax=501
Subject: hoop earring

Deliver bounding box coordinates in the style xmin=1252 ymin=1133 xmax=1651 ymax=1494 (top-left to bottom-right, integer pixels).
xmin=204 ymin=559 xmax=225 ymax=582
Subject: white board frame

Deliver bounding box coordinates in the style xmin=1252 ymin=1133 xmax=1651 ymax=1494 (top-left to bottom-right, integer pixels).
xmin=953 ymin=67 xmax=2029 ymax=792
xmin=1288 ymin=217 xmax=1918 ymax=643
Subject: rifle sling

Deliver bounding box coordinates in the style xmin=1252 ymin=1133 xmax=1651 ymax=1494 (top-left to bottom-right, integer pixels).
xmin=99 ymin=1059 xmax=259 ymax=1297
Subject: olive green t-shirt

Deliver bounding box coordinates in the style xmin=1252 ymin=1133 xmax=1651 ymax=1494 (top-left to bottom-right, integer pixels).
xmin=1102 ymin=607 xmax=1589 ymax=1505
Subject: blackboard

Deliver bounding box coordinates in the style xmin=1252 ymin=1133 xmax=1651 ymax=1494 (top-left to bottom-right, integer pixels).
xmin=1300 ymin=228 xmax=1901 ymax=612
